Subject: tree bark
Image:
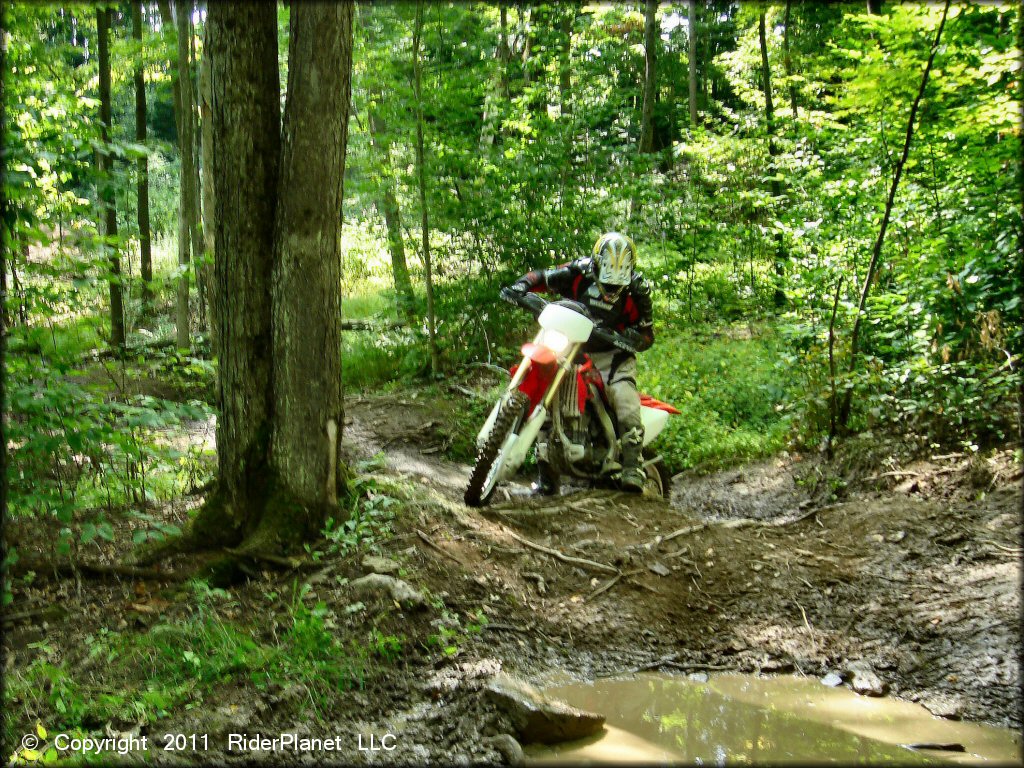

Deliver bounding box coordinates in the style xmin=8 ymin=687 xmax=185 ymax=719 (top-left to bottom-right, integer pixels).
xmin=687 ymin=0 xmax=698 ymax=127
xmin=203 ymin=2 xmax=280 ymax=542
xmin=639 ymin=0 xmax=657 ymax=153
xmin=866 ymin=0 xmax=883 ymax=14
xmin=186 ymin=4 xmax=207 ymax=335
xmin=759 ymin=11 xmax=787 ymax=309
xmin=133 ymin=1 xmax=154 ymax=313
xmin=269 ymin=1 xmax=353 ymax=522
xmin=159 ymin=0 xmax=193 ymax=350
xmin=558 ymin=6 xmax=573 ymax=116
xmin=413 ymin=1 xmax=440 ymax=375
xmin=783 ymin=0 xmax=798 ymax=119
xmin=838 ymin=0 xmax=951 ymax=431
xmin=368 ymin=104 xmax=414 ymax=317
xmin=199 ymin=12 xmax=218 ymax=355
xmin=97 ymin=6 xmax=126 ymax=350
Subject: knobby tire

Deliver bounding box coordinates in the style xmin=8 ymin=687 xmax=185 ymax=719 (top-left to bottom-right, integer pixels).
xmin=464 ymin=390 xmax=531 ymax=507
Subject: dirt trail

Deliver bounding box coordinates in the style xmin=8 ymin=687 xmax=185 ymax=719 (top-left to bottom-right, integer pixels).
xmin=345 ymin=395 xmax=1022 ymax=731
xmin=4 ymin=393 xmax=1019 ymax=765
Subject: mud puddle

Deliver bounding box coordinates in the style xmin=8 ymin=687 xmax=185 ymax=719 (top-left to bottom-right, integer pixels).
xmin=526 ymin=673 xmax=1022 ymax=765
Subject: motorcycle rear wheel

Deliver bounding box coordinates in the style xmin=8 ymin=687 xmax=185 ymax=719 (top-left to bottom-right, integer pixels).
xmin=643 ymin=454 xmax=670 ymax=500
xmin=464 ymin=390 xmax=531 ymax=507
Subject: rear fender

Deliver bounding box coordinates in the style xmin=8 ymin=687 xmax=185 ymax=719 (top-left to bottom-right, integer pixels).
xmin=641 ymin=406 xmax=670 ymax=446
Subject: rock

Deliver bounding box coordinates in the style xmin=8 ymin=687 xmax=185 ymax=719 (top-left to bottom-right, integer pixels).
xmin=647 ymin=562 xmax=671 ymax=577
xmin=846 ymin=661 xmax=886 ymax=696
xmin=485 ymin=672 xmax=605 ymax=745
xmin=820 ymin=672 xmax=843 ymax=687
xmin=484 ymin=734 xmax=524 ymax=766
xmin=348 ymin=574 xmax=425 ymax=609
xmin=362 ymin=554 xmax=401 ymax=575
xmin=920 ymin=693 xmax=962 ymax=720
xmin=886 ymin=530 xmax=906 ymax=543
xmin=687 ymin=672 xmax=709 ymax=683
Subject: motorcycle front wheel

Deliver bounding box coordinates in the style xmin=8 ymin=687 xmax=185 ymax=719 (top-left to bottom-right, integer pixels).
xmin=464 ymin=390 xmax=531 ymax=507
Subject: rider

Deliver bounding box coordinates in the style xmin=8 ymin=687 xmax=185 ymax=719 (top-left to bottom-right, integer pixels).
xmin=506 ymin=232 xmax=654 ymax=494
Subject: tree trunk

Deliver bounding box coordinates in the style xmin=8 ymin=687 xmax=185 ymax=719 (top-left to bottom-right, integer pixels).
xmin=199 ymin=12 xmax=218 ymax=355
xmin=866 ymin=0 xmax=883 ymax=14
xmin=498 ymin=3 xmax=510 ymax=98
xmin=159 ymin=0 xmax=193 ymax=350
xmin=269 ymin=0 xmax=353 ymax=526
xmin=133 ymin=1 xmax=154 ymax=313
xmin=759 ymin=11 xmax=787 ymax=309
xmin=687 ymin=0 xmax=698 ymax=127
xmin=639 ymin=0 xmax=657 ymax=153
xmin=368 ymin=105 xmax=414 ymax=317
xmin=97 ymin=6 xmax=126 ymax=351
xmin=783 ymin=0 xmax=798 ymax=119
xmin=838 ymin=0 xmax=951 ymax=431
xmin=558 ymin=7 xmax=573 ymax=116
xmin=201 ymin=1 xmax=280 ymax=543
xmin=186 ymin=4 xmax=207 ymax=335
xmin=413 ymin=1 xmax=440 ymax=375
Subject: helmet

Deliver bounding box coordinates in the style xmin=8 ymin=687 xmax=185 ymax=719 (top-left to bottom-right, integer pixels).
xmin=592 ymin=232 xmax=636 ymax=291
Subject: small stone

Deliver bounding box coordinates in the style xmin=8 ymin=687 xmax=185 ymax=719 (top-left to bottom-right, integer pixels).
xmin=362 ymin=555 xmax=401 ymax=575
xmin=687 ymin=672 xmax=709 ymax=683
xmin=648 ymin=562 xmax=671 ymax=577
xmin=846 ymin=661 xmax=886 ymax=696
xmin=886 ymin=530 xmax=906 ymax=543
xmin=348 ymin=574 xmax=426 ymax=609
xmin=820 ymin=672 xmax=843 ymax=687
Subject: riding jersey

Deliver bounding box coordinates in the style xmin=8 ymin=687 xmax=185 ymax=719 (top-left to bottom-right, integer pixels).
xmin=513 ymin=257 xmax=654 ymax=354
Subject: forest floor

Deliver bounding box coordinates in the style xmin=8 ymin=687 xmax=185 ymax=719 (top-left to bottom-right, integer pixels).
xmin=4 ymin=381 xmax=1021 ymax=765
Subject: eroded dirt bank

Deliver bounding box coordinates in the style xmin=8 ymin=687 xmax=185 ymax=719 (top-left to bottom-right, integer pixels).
xmin=4 ymin=391 xmax=1021 ymax=764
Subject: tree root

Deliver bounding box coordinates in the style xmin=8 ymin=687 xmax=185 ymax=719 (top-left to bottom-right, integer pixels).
xmin=10 ymin=557 xmax=191 ymax=583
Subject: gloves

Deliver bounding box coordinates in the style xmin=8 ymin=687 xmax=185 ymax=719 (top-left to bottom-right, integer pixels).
xmin=501 ymin=283 xmax=528 ymax=304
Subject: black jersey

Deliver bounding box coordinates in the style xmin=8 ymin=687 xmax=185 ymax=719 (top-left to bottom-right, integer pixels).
xmin=513 ymin=258 xmax=654 ymax=354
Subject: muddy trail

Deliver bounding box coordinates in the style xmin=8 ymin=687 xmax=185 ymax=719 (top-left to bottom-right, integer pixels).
xmin=4 ymin=390 xmax=1021 ymax=765
xmin=343 ymin=394 xmax=1022 ymax=725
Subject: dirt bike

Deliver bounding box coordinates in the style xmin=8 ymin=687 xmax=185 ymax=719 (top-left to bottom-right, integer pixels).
xmin=463 ymin=288 xmax=680 ymax=507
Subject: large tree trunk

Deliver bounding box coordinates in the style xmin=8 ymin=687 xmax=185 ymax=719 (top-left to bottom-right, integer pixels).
xmin=268 ymin=1 xmax=353 ymax=529
xmin=687 ymin=0 xmax=698 ymax=127
xmin=413 ymin=1 xmax=440 ymax=375
xmin=200 ymin=2 xmax=280 ymax=544
xmin=199 ymin=13 xmax=218 ymax=355
xmin=133 ymin=1 xmax=154 ymax=314
xmin=759 ymin=11 xmax=787 ymax=309
xmin=639 ymin=0 xmax=657 ymax=153
xmin=97 ymin=6 xmax=126 ymax=350
xmin=368 ymin=105 xmax=414 ymax=317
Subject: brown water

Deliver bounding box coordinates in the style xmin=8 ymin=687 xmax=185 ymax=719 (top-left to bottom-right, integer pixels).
xmin=526 ymin=673 xmax=1022 ymax=765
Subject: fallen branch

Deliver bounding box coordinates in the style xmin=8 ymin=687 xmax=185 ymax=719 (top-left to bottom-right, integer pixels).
xmin=654 ymin=507 xmax=822 ymax=549
xmin=482 ymin=622 xmax=530 ymax=633
xmin=586 ymin=573 xmax=621 ymax=602
xmin=416 ymin=528 xmax=467 ymax=567
xmin=507 ymin=531 xmax=618 ymax=575
xmin=341 ymin=319 xmax=406 ymax=331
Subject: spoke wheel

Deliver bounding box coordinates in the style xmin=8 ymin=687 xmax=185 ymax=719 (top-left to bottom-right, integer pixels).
xmin=642 ymin=455 xmax=670 ymax=500
xmin=465 ymin=391 xmax=531 ymax=507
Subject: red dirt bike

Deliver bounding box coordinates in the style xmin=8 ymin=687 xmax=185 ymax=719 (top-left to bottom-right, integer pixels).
xmin=464 ymin=289 xmax=680 ymax=507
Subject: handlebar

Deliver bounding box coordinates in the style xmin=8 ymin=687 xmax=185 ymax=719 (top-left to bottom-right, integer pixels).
xmin=500 ymin=287 xmax=638 ymax=355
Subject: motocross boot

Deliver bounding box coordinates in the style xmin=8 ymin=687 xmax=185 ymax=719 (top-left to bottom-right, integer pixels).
xmin=619 ymin=427 xmax=645 ymax=493
xmin=531 ymin=460 xmax=560 ymax=496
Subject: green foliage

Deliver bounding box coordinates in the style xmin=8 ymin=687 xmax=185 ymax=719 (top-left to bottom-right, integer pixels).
xmin=640 ymin=324 xmax=795 ymax=472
